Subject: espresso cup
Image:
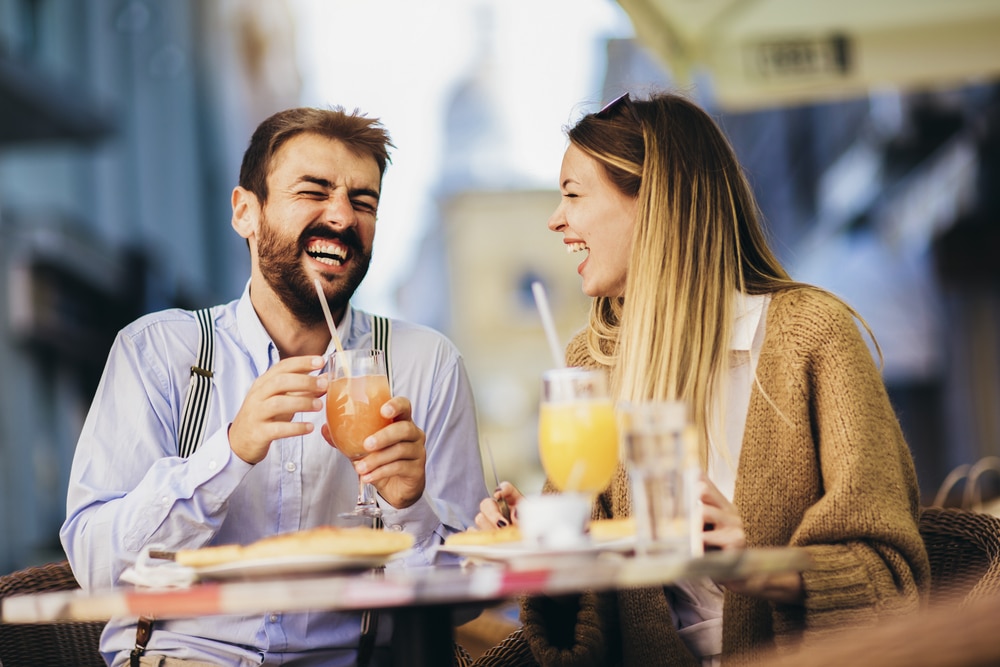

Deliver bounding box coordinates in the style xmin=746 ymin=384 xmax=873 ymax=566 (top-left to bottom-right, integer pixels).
xmin=518 ymin=492 xmax=591 ymax=549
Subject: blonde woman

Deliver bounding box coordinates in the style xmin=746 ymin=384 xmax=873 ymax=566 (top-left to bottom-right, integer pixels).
xmin=472 ymin=92 xmax=930 ymax=666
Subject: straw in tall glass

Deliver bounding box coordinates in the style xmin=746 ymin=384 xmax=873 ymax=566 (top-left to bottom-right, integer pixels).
xmin=325 ymin=348 xmax=391 ymax=519
xmin=531 ymin=281 xmax=619 ymax=497
xmin=313 ymin=279 xmax=390 ymax=520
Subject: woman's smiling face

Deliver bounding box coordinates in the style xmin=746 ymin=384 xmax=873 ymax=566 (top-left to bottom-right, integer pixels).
xmin=547 ymin=143 xmax=637 ymax=298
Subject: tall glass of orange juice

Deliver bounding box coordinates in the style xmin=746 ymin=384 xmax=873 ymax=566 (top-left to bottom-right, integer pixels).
xmin=538 ymin=368 xmax=618 ymax=495
xmin=325 ymin=349 xmax=391 ymax=518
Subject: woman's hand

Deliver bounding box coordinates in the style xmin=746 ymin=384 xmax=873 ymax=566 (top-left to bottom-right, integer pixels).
xmin=700 ymin=473 xmax=746 ymax=551
xmin=475 ymin=481 xmax=524 ymax=529
xmin=700 ymin=474 xmax=804 ymax=604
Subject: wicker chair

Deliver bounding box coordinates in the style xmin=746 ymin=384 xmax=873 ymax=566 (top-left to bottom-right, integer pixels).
xmin=0 ymin=560 xmax=105 ymax=667
xmin=718 ymin=507 xmax=1000 ymax=667
xmin=918 ymin=506 xmax=1000 ymax=606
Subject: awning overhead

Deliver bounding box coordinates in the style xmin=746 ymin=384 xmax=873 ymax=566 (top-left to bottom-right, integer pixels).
xmin=617 ymin=0 xmax=1000 ymax=110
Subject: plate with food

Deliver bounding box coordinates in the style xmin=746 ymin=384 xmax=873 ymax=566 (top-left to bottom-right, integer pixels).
xmin=175 ymin=525 xmax=413 ymax=581
xmin=189 ymin=553 xmax=393 ymax=581
xmin=439 ymin=518 xmax=636 ymax=564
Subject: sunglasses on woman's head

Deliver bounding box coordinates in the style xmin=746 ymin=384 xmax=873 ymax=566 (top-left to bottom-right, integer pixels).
xmin=594 ymin=92 xmax=633 ymax=120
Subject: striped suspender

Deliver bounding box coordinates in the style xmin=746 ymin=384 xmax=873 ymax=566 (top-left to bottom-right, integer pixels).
xmin=178 ymin=308 xmax=216 ymax=458
xmin=371 ymin=314 xmax=392 ymax=393
xmin=357 ymin=314 xmax=391 ymax=667
xmin=132 ymin=308 xmax=215 ymax=667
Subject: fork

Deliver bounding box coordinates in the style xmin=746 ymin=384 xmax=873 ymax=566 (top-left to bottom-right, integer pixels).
xmin=483 ymin=439 xmax=512 ymax=525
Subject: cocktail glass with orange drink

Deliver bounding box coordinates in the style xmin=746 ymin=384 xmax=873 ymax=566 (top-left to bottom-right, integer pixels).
xmin=538 ymin=367 xmax=619 ymax=496
xmin=325 ymin=348 xmax=391 ymax=519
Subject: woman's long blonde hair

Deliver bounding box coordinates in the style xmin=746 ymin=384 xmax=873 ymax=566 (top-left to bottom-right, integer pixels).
xmin=568 ymin=92 xmax=805 ymax=464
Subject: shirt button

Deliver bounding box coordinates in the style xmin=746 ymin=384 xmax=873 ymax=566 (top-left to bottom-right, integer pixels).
xmin=269 ymin=614 xmax=278 ymax=623
xmin=390 ymin=524 xmax=403 ymax=532
xmin=285 ymin=462 xmax=296 ymax=472
xmin=207 ymin=460 xmax=218 ymax=471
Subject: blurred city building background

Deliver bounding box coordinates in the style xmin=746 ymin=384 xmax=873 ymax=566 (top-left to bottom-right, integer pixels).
xmin=0 ymin=0 xmax=998 ymax=573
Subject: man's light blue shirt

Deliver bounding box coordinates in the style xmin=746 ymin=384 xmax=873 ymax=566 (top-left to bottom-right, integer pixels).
xmin=60 ymin=284 xmax=486 ymax=666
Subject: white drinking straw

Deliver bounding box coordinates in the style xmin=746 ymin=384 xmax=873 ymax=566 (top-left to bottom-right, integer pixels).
xmin=313 ymin=278 xmax=349 ymax=375
xmin=531 ymin=281 xmax=565 ymax=368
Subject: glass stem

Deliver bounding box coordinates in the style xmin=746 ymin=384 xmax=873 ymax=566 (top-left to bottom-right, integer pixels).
xmin=358 ymin=478 xmax=375 ymax=507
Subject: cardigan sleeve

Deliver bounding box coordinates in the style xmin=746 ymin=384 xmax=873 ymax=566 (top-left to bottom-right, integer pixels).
xmin=470 ymin=591 xmax=619 ymax=667
xmin=510 ymin=478 xmax=617 ymax=664
xmin=472 ymin=628 xmax=539 ymax=667
xmin=518 ymin=591 xmax=619 ymax=667
xmin=747 ymin=290 xmax=930 ymax=645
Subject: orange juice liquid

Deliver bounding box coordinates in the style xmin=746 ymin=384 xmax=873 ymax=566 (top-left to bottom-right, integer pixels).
xmin=326 ymin=374 xmax=392 ymax=459
xmin=538 ymin=400 xmax=619 ymax=493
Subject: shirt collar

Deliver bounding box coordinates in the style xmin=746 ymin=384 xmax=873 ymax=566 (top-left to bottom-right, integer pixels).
xmin=236 ymin=280 xmax=358 ymax=372
xmin=236 ymin=281 xmax=272 ymax=375
xmin=731 ymin=292 xmax=768 ymax=352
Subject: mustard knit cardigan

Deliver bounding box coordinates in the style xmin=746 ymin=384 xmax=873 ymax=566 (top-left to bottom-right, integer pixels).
xmin=473 ymin=288 xmax=930 ymax=667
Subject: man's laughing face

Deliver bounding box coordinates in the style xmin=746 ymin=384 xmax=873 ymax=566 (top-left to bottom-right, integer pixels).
xmin=256 ymin=213 xmax=371 ymax=325
xmin=251 ymin=132 xmax=381 ymax=324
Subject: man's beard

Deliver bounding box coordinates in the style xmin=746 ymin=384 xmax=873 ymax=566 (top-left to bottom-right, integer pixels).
xmin=255 ymin=213 xmax=371 ymax=326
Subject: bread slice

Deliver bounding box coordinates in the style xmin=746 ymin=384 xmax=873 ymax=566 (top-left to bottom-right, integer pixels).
xmin=175 ymin=525 xmax=414 ymax=568
xmin=444 ymin=525 xmax=522 ymax=547
xmin=443 ymin=518 xmax=635 ymax=548
xmin=173 ymin=544 xmax=244 ymax=568
xmin=589 ymin=518 xmax=635 ymax=542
